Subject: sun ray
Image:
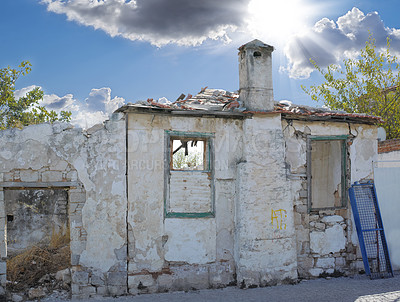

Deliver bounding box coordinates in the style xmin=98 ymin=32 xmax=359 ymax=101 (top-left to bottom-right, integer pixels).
xmin=246 ymin=0 xmax=327 ymax=47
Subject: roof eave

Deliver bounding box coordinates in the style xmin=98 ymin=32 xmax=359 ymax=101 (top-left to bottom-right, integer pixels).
xmin=281 ymin=113 xmax=381 ymax=125
xmin=116 ymin=105 xmax=248 ymax=119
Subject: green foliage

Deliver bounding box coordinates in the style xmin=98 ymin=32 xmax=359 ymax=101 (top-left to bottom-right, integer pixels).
xmin=173 ymin=148 xmax=203 ymax=170
xmin=0 ymin=61 xmax=71 ymax=130
xmin=302 ymin=34 xmax=400 ymax=139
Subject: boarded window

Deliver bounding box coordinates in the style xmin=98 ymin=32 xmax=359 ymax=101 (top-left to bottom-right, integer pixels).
xmin=307 ymin=136 xmax=347 ymax=211
xmin=165 ymin=131 xmax=214 ymax=218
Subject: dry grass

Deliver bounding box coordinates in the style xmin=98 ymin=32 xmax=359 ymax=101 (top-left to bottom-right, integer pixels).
xmin=49 ymin=226 xmax=70 ymax=249
xmin=7 ymin=227 xmax=70 ymax=292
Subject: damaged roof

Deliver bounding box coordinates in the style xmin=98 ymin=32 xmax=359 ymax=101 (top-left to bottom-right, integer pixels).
xmin=116 ymin=88 xmax=382 ymax=124
xmin=274 ymin=101 xmax=383 ymax=124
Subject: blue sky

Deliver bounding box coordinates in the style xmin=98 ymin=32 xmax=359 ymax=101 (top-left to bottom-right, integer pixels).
xmin=1 ymin=0 xmax=400 ymax=127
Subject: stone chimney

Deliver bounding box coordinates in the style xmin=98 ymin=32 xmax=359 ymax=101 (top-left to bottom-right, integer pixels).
xmin=238 ymin=39 xmax=274 ymax=111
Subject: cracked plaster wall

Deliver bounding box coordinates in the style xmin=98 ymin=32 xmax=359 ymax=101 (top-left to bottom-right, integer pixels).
xmin=236 ymin=114 xmax=298 ymax=286
xmin=0 ymin=110 xmax=378 ymax=298
xmin=126 ymin=113 xmax=241 ymax=293
xmin=283 ymin=120 xmax=377 ymax=278
xmin=0 ymin=114 xmax=127 ymax=298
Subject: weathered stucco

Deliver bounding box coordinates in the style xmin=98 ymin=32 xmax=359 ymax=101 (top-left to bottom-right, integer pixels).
xmin=126 ymin=113 xmax=241 ymax=293
xmin=164 ymin=219 xmax=216 ymax=264
xmin=0 ymin=39 xmax=380 ymax=299
xmin=283 ymin=120 xmax=377 ymax=278
xmin=0 ymin=111 xmax=378 ymax=298
xmin=0 ymin=114 xmax=127 ymax=298
xmin=237 ymin=114 xmax=297 ymax=286
xmin=239 ymin=40 xmax=274 ymax=111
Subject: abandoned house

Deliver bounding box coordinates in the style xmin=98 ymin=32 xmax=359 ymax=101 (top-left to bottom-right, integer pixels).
xmin=0 ymin=39 xmax=381 ymax=298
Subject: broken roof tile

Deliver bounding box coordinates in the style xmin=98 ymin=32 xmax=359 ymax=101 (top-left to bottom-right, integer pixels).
xmin=116 ymin=88 xmax=382 ymax=124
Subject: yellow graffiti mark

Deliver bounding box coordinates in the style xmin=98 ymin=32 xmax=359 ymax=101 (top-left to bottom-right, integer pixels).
xmin=271 ymin=209 xmax=287 ymax=230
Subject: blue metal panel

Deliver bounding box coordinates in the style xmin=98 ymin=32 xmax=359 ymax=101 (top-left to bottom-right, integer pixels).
xmin=348 ymin=182 xmax=393 ymax=279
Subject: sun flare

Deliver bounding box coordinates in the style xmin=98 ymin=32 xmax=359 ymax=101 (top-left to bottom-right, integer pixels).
xmin=247 ymin=0 xmax=324 ymax=46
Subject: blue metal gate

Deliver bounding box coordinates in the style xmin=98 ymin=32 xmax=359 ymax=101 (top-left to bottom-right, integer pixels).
xmin=348 ymin=182 xmax=393 ymax=279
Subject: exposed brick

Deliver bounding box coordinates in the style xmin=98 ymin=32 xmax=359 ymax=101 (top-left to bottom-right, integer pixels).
xmin=378 ymin=139 xmax=400 ymax=153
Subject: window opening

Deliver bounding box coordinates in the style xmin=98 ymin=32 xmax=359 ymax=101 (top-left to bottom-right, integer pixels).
xmin=165 ymin=131 xmax=215 ymax=218
xmin=307 ymin=136 xmax=348 ymax=212
xmin=171 ymin=139 xmax=206 ymax=170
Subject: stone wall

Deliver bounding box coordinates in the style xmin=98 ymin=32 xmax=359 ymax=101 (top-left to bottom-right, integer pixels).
xmin=283 ymin=120 xmax=377 ymax=278
xmin=0 ymin=114 xmax=127 ymax=298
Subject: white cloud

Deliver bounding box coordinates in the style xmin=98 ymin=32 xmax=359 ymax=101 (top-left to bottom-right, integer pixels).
xmin=14 ymin=85 xmax=40 ymax=99
xmin=41 ymin=93 xmax=80 ymax=111
xmin=284 ymin=7 xmax=400 ymax=79
xmin=41 ymin=0 xmax=250 ymax=46
xmin=76 ymin=87 xmax=126 ymax=129
xmin=85 ymin=87 xmax=125 ymax=115
xmin=14 ymin=86 xmax=126 ymax=129
xmin=73 ymin=110 xmax=109 ymax=130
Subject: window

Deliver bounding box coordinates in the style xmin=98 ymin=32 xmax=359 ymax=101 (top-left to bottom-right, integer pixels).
xmin=171 ymin=138 xmax=207 ymax=171
xmin=164 ymin=131 xmax=214 ymax=218
xmin=307 ymin=135 xmax=348 ymax=212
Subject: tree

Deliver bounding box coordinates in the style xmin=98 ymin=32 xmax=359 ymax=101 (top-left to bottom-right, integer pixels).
xmin=0 ymin=61 xmax=71 ymax=130
xmin=173 ymin=148 xmax=203 ymax=170
xmin=302 ymin=35 xmax=400 ymax=139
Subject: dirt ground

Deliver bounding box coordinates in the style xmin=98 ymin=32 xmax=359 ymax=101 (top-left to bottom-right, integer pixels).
xmin=38 ymin=272 xmax=400 ymax=302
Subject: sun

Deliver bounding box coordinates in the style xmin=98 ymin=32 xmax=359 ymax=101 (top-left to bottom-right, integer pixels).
xmin=247 ymin=0 xmax=324 ymax=46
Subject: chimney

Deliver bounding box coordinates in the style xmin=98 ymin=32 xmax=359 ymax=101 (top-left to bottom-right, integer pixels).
xmin=238 ymin=39 xmax=274 ymax=111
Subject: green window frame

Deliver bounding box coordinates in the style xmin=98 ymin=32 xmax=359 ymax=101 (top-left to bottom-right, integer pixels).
xmin=164 ymin=130 xmax=215 ymax=218
xmin=307 ymin=135 xmax=348 ymax=212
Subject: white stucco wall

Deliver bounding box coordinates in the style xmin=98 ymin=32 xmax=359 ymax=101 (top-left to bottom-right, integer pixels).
xmin=236 ymin=114 xmax=298 ymax=286
xmin=374 ymin=151 xmax=400 ymax=270
xmin=0 ymin=115 xmax=127 ymax=298
xmin=378 ymin=150 xmax=400 ymax=161
xmin=0 ymin=110 xmax=379 ymax=298
xmin=126 ymin=113 xmax=241 ymax=292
